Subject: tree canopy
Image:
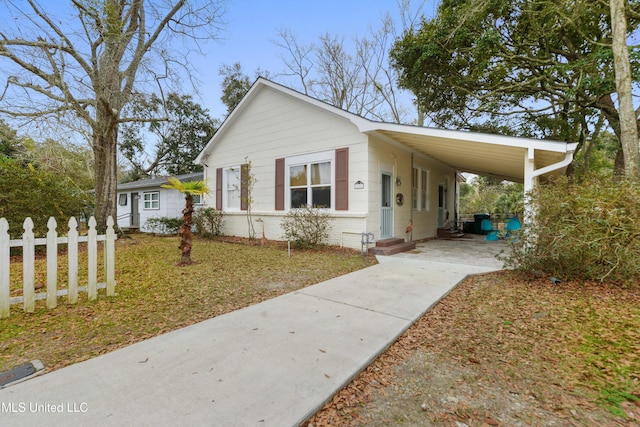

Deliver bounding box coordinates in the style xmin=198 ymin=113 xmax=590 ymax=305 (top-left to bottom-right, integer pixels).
xmin=119 ymin=92 xmax=218 ymax=180
xmin=390 ymin=0 xmax=640 ymax=174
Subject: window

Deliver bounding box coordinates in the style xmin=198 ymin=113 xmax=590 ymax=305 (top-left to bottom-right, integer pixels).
xmin=286 ymin=151 xmax=334 ymax=209
xmin=225 ymin=167 xmax=241 ymax=210
xmin=421 ymin=170 xmax=429 ymax=210
xmin=412 ymin=167 xmax=419 ymax=209
xmin=118 ymin=193 xmax=127 ymax=206
xmin=192 ymin=194 xmax=202 ymax=205
xmin=143 ymin=192 xmax=159 ymax=210
xmin=412 ymin=167 xmax=430 ymax=211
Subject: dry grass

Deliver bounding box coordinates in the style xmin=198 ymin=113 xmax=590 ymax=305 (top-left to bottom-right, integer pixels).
xmin=1 ymin=234 xmax=376 ymax=373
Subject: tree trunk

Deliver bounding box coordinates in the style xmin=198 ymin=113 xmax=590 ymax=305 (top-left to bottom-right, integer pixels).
xmin=610 ymin=0 xmax=640 ymax=180
xmin=178 ymin=194 xmax=194 ymax=264
xmin=92 ymin=122 xmax=118 ymax=233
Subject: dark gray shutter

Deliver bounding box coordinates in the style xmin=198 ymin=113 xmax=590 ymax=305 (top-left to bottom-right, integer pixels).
xmin=216 ymin=168 xmax=223 ymax=209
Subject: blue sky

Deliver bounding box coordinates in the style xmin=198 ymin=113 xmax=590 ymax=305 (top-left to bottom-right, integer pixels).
xmin=190 ymin=0 xmax=436 ymax=119
xmin=0 ymin=0 xmax=436 ymax=135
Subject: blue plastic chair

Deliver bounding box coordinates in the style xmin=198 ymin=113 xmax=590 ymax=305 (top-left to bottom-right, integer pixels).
xmin=506 ymin=218 xmax=521 ymax=232
xmin=481 ymin=219 xmax=499 ymax=241
xmin=505 ymin=217 xmax=522 ymax=241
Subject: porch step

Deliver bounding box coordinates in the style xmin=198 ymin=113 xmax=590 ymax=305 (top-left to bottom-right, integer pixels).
xmin=368 ymin=238 xmax=416 ymax=256
xmin=374 ymin=237 xmax=405 ymax=247
xmin=437 ymin=227 xmax=467 ymax=239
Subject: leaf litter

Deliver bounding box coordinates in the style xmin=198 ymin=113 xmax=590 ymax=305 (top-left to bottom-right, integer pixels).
xmin=305 ymin=270 xmax=640 ymax=427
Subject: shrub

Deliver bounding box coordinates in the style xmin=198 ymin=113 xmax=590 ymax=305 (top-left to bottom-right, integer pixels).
xmin=192 ymin=207 xmax=224 ymax=239
xmin=0 ymin=157 xmax=93 ymax=238
xmin=503 ymin=175 xmax=640 ymax=284
xmin=280 ymin=206 xmax=332 ymax=249
xmin=145 ymin=216 xmax=183 ymax=235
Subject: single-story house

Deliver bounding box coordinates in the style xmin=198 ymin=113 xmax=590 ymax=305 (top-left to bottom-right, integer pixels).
xmin=116 ymin=172 xmax=203 ymax=232
xmin=195 ymin=78 xmax=577 ymax=250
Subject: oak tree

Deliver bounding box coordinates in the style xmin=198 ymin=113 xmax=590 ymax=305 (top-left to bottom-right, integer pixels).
xmin=0 ymin=0 xmax=226 ymax=230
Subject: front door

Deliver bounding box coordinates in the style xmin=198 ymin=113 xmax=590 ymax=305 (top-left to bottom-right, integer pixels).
xmin=438 ymin=184 xmax=445 ymax=228
xmin=380 ymin=172 xmax=393 ymax=238
xmin=130 ymin=192 xmax=140 ymax=228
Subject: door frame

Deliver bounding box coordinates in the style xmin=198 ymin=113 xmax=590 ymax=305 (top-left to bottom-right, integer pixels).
xmin=380 ymin=170 xmax=393 ymax=239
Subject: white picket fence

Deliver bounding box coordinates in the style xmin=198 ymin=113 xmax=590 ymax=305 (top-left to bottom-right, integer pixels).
xmin=0 ymin=215 xmax=117 ymax=318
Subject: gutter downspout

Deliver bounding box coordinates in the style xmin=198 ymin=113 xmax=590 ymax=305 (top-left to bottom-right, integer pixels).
xmin=523 ymin=144 xmax=578 ymax=224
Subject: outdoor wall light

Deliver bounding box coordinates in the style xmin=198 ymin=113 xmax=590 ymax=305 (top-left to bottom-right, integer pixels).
xmin=354 ymin=180 xmax=365 ymax=189
xmin=396 ymin=177 xmax=402 ymax=187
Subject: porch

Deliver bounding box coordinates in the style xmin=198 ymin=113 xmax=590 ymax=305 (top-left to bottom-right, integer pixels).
xmin=370 ymin=234 xmax=508 ymax=270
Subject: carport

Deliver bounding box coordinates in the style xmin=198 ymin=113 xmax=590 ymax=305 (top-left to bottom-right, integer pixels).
xmin=359 ymin=121 xmax=579 ymax=219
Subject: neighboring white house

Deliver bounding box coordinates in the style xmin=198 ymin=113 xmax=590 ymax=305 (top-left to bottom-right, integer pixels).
xmin=195 ymin=78 xmax=577 ymax=250
xmin=116 ymin=172 xmax=203 ymax=232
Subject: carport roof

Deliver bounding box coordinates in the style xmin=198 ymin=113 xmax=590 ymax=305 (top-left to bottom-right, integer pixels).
xmin=357 ymin=122 xmax=578 ymax=183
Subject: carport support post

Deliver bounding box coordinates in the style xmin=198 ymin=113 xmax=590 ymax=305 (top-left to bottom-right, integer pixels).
xmin=523 ymin=147 xmax=537 ymax=226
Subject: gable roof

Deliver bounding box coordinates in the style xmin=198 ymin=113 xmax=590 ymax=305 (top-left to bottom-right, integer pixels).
xmin=117 ymin=172 xmax=203 ymax=191
xmin=196 ymin=78 xmax=577 ymax=183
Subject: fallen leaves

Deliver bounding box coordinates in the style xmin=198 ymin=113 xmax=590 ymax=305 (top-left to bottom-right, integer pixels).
xmin=304 ymin=270 xmax=640 ymax=427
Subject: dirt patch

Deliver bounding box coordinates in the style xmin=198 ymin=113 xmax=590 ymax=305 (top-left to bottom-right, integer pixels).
xmin=306 ymin=271 xmax=640 ymax=427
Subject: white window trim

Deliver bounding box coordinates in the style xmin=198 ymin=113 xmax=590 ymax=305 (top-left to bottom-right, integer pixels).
xmin=412 ymin=167 xmax=431 ymax=212
xmin=222 ymin=165 xmax=241 ymax=211
xmin=284 ymin=150 xmax=335 ymax=211
xmin=143 ymin=191 xmax=160 ymax=210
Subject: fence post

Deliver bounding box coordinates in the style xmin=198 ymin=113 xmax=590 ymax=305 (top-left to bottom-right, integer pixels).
xmin=87 ymin=216 xmax=97 ymax=301
xmin=22 ymin=217 xmax=35 ymax=313
xmin=105 ymin=216 xmax=116 ymax=296
xmin=46 ymin=217 xmax=58 ymax=309
xmin=67 ymin=217 xmax=79 ymax=304
xmin=0 ymin=218 xmax=10 ymax=318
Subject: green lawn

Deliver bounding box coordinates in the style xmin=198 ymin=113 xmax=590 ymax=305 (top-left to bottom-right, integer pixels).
xmin=1 ymin=234 xmax=376 ymax=373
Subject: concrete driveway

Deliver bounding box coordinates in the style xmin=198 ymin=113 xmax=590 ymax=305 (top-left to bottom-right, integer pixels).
xmin=0 ymin=238 xmax=506 ymax=427
xmin=396 ymin=236 xmax=510 ymax=269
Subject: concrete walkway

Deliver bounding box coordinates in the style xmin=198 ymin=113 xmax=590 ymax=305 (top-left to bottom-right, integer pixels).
xmin=0 ymin=241 xmax=505 ymax=427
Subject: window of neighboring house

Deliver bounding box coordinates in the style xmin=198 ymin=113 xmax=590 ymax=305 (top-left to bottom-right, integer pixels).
xmin=143 ymin=191 xmax=159 ymax=210
xmin=412 ymin=167 xmax=419 ymax=209
xmin=421 ymin=169 xmax=429 ymax=210
xmin=192 ymin=194 xmax=202 ymax=205
xmin=118 ymin=193 xmax=127 ymax=206
xmin=286 ymin=151 xmax=334 ymax=209
xmin=224 ymin=167 xmax=241 ymax=210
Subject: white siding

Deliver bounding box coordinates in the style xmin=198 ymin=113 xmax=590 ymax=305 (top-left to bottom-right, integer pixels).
xmin=116 ymin=188 xmax=191 ymax=232
xmin=200 ymin=85 xmax=370 ymax=248
xmin=200 ymin=83 xmax=458 ymax=248
xmin=367 ymin=135 xmax=457 ymax=242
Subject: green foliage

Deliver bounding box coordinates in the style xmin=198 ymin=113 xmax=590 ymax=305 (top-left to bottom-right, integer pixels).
xmin=460 ymin=177 xmax=523 ymax=216
xmin=281 ymin=206 xmax=332 ymax=249
xmin=219 ymin=63 xmax=252 ymax=115
xmin=504 ymin=176 xmax=640 ymax=283
xmin=390 ymin=0 xmax=640 ymax=170
xmin=119 ymin=92 xmax=218 ymax=177
xmin=193 ymin=207 xmax=224 ymax=239
xmin=144 ymin=217 xmax=183 ymax=235
xmin=0 ymin=157 xmax=93 ymax=238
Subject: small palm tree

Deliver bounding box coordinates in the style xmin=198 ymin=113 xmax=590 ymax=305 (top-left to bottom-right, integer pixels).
xmin=161 ymin=177 xmax=209 ymax=265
